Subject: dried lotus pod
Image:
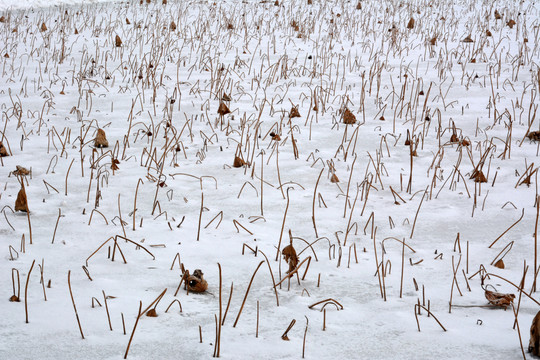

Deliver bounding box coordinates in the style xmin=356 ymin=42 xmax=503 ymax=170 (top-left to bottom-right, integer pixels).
xmin=126 ymin=18 xmax=131 ymax=25
xmin=429 ymin=37 xmax=436 ymax=45
xmin=111 ymin=158 xmax=120 ymax=171
xmin=471 ymin=170 xmax=487 ymax=183
xmin=289 ymin=106 xmax=301 ymax=118
xmin=356 ymin=1 xmax=361 ymax=10
xmin=486 ymin=29 xmax=492 ymax=37
xmin=330 ymin=173 xmax=339 ymax=183
xmin=493 ymin=259 xmax=505 ymax=269
xmin=494 ymin=10 xmax=502 ymax=20
xmin=404 ymin=130 xmax=411 ymax=146
xmin=217 ymin=102 xmax=231 ymax=115
xmin=233 ymin=156 xmax=246 ymax=168
xmin=527 ymin=131 xmax=540 ymax=141
xmin=115 ymin=35 xmax=122 ymax=47
xmin=270 ymin=132 xmax=281 ymax=141
xmin=13 ymin=166 xmax=30 ymax=176
xmin=0 ymin=141 xmax=8 ymax=157
xmin=40 ymin=22 xmax=47 ymax=32
xmin=170 ymin=21 xmax=176 ymax=31
xmin=0 ymin=16 xmax=5 ymax=23
xmin=462 ymin=35 xmax=473 ymax=43
xmin=146 ymin=309 xmax=158 ymax=317
xmin=95 ymin=129 xmax=109 ymax=148
xmin=9 ymin=295 xmax=20 ymax=302
xmin=484 ymin=289 xmax=515 ymax=308
xmin=507 ymin=19 xmax=516 ymax=29
xmin=529 ymin=310 xmax=540 ymax=356
xmin=450 ymin=133 xmax=459 ymax=143
xmin=187 ymin=269 xmax=208 ymax=293
xmin=342 ymin=108 xmax=356 ymax=124
xmin=282 ymin=244 xmax=298 ymax=274
xmin=406 ymin=17 xmax=415 ymax=29
xmin=15 ymin=188 xmax=28 ymax=212
xmin=221 ymin=93 xmax=231 ymax=102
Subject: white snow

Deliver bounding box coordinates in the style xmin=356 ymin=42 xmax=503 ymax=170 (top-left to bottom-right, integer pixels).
xmin=1 ymin=0 xmax=540 ymax=359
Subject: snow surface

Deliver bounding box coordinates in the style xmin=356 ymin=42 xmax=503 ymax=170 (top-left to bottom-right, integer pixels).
xmin=1 ymin=0 xmax=540 ymax=359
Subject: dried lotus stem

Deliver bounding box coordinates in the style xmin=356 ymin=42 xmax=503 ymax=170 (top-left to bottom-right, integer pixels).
xmin=67 ymin=270 xmax=84 ymax=339
xmin=233 ymin=261 xmax=264 ymax=327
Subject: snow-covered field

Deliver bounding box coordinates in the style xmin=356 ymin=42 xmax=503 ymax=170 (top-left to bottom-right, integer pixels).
xmin=1 ymin=0 xmax=540 ymax=358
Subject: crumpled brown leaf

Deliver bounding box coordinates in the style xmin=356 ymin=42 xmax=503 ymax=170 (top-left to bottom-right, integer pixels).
xmin=485 ymin=289 xmax=515 ymax=308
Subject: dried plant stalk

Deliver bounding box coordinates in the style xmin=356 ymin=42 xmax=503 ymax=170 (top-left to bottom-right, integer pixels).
xmin=24 ymin=260 xmax=35 ymax=323
xmin=233 ymin=261 xmax=264 ymax=327
xmin=67 ymin=270 xmax=84 ymax=339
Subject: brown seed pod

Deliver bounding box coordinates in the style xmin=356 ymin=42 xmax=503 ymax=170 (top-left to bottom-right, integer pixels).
xmin=0 ymin=16 xmax=5 ymax=23
xmin=529 ymin=310 xmax=540 ymax=356
xmin=111 ymin=159 xmax=120 ymax=171
xmin=13 ymin=166 xmax=30 ymax=176
xmin=406 ymin=17 xmax=415 ymax=29
xmin=379 ymin=116 xmax=385 ymax=121
xmin=146 ymin=309 xmax=158 ymax=317
xmin=493 ymin=259 xmax=505 ymax=269
xmin=330 ymin=173 xmax=339 ymax=183
xmin=222 ymin=93 xmax=231 ymax=102
xmin=15 ymin=188 xmax=28 ymax=212
xmin=95 ymin=129 xmax=109 ymax=148
xmin=115 ymin=35 xmax=122 ymax=47
xmin=462 ymin=35 xmax=473 ymax=43
xmin=486 ymin=29 xmax=492 ymax=37
xmin=126 ymin=18 xmax=131 ymax=25
xmin=40 ymin=22 xmax=47 ymax=32
xmin=217 ymin=102 xmax=231 ymax=115
xmin=170 ymin=21 xmax=176 ymax=31
xmin=9 ymin=295 xmax=20 ymax=302
xmin=282 ymin=244 xmax=298 ymax=274
xmin=356 ymin=1 xmax=361 ymax=10
xmin=527 ymin=131 xmax=540 ymax=141
xmin=450 ymin=133 xmax=459 ymax=143
xmin=429 ymin=37 xmax=436 ymax=45
xmin=404 ymin=130 xmax=411 ymax=146
xmin=233 ymin=156 xmax=245 ymax=168
xmin=507 ymin=19 xmax=516 ymax=29
xmin=494 ymin=10 xmax=502 ymax=20
xmin=0 ymin=141 xmax=8 ymax=157
xmin=187 ymin=270 xmax=208 ymax=293
xmin=289 ymin=106 xmax=301 ymax=118
xmin=342 ymin=108 xmax=356 ymax=124
xmin=270 ymin=132 xmax=281 ymax=141
xmin=471 ymin=170 xmax=487 ymax=183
